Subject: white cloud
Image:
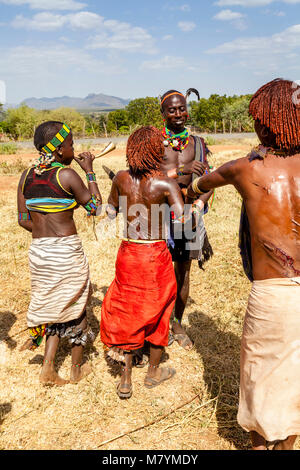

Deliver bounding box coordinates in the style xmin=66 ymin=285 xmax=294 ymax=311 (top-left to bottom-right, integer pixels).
xmin=12 ymin=13 xmax=67 ymax=30
xmin=0 ymin=0 xmax=86 ymax=10
xmin=68 ymin=11 xmax=103 ymax=29
xmin=207 ymin=24 xmax=300 ymax=54
xmin=162 ymin=35 xmax=173 ymax=40
xmin=1 ymin=45 xmax=125 ymax=79
xmin=214 ymin=9 xmax=245 ymax=20
xmin=89 ymin=21 xmax=156 ymax=54
xmin=141 ymin=56 xmax=186 ymax=70
xmin=12 ymin=11 xmax=103 ymax=31
xmin=215 ymin=0 xmax=300 ymax=6
xmin=11 ymin=11 xmax=156 ymax=53
xmin=206 ymin=23 xmax=300 ymax=73
xmin=214 ymin=9 xmax=247 ymax=30
xmin=178 ymin=21 xmax=196 ymax=32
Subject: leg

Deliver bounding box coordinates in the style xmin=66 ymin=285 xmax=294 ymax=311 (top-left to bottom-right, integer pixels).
xmin=40 ymin=334 xmax=69 ymax=386
xmin=273 ymin=435 xmax=297 ymax=450
xmin=144 ymin=344 xmax=176 ymax=388
xmin=250 ymin=431 xmax=267 ymax=450
xmin=172 ymin=260 xmax=193 ymax=349
xmin=70 ymin=312 xmax=92 ymax=384
xmin=117 ymin=352 xmax=133 ymax=399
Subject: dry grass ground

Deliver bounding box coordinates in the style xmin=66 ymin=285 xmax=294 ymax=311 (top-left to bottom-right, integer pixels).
xmin=0 ymin=139 xmax=299 ymax=451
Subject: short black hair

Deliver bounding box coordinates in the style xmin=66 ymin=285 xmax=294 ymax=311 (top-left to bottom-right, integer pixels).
xmin=34 ymin=121 xmax=66 ymax=152
xmin=160 ymin=89 xmax=186 ymax=111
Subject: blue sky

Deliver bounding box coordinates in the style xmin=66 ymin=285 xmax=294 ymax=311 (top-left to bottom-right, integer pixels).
xmin=1 ymin=0 xmax=300 ymax=104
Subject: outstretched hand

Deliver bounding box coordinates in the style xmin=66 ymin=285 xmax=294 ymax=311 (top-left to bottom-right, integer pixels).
xmin=74 ymin=152 xmax=95 ymax=173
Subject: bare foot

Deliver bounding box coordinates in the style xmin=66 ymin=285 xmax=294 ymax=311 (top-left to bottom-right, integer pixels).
xmin=70 ymin=363 xmax=92 ymax=384
xmin=39 ymin=368 xmax=69 ymax=386
xmin=19 ymin=338 xmax=34 ymax=351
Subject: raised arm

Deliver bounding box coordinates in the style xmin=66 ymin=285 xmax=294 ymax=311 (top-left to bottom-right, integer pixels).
xmin=187 ymin=159 xmax=240 ymax=199
xmin=59 ymin=152 xmax=102 ymax=216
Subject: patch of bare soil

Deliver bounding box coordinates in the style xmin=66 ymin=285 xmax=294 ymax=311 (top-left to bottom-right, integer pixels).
xmin=0 ymin=175 xmax=19 ymax=192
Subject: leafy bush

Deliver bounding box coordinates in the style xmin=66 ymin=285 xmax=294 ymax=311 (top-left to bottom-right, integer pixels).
xmin=0 ymin=158 xmax=27 ymax=174
xmin=204 ymin=136 xmax=217 ymax=146
xmin=0 ymin=143 xmax=18 ymax=154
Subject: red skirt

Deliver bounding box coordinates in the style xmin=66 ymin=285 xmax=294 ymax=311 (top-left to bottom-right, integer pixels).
xmin=101 ymin=241 xmax=177 ymax=350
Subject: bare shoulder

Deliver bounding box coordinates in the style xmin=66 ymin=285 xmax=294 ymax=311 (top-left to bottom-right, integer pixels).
xmin=113 ymin=170 xmax=130 ymax=187
xmin=218 ymin=156 xmax=250 ymax=175
xmin=114 ymin=169 xmax=129 ymax=181
xmin=151 ymin=174 xmax=181 ymax=193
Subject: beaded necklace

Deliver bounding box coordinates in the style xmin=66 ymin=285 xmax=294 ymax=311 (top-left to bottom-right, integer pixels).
xmin=32 ymin=155 xmax=66 ymax=175
xmin=162 ymin=126 xmax=189 ymax=151
xmin=51 ymin=162 xmax=65 ymax=168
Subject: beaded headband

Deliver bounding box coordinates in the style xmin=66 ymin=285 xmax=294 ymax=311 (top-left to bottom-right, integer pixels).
xmin=160 ymin=92 xmax=185 ymax=106
xmin=41 ymin=123 xmax=71 ymax=155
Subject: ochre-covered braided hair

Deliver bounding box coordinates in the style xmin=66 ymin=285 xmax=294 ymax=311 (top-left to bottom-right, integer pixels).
xmin=126 ymin=126 xmax=164 ymax=177
xmin=249 ymin=78 xmax=300 ymax=152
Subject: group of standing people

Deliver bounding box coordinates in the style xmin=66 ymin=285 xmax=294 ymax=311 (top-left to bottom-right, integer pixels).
xmin=17 ymin=78 xmax=300 ymax=450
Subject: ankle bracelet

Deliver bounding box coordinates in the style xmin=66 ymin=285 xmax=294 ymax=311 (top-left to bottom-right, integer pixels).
xmin=173 ymin=317 xmax=181 ymax=324
xmin=43 ymin=359 xmax=54 ymax=364
xmin=122 ymin=366 xmax=132 ymax=372
xmin=149 ymin=364 xmax=159 ymax=369
xmin=71 ymin=363 xmax=81 ymax=368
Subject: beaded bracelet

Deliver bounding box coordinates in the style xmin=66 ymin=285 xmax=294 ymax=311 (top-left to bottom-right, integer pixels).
xmin=18 ymin=212 xmax=31 ymax=221
xmin=86 ymin=171 xmax=96 ymax=183
xmin=177 ymin=165 xmax=185 ymax=177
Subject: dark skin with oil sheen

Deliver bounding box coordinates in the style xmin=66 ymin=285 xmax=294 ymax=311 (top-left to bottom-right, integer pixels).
xmin=187 ymin=120 xmax=299 ymax=450
xmin=160 ymin=94 xmax=213 ymax=348
xmin=107 ymin=168 xmax=187 ymax=396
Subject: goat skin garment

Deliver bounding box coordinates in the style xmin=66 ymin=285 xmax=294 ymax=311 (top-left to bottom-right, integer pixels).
xmin=238 ymin=277 xmax=300 ymax=441
xmin=101 ymin=240 xmax=176 ymax=350
xmin=27 ymin=235 xmax=91 ymax=327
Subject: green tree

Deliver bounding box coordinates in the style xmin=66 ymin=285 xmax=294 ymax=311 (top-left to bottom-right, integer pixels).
xmin=98 ymin=113 xmax=108 ymax=136
xmin=190 ymin=94 xmax=230 ymax=132
xmin=126 ymin=97 xmax=162 ymax=128
xmin=107 ymin=109 xmax=129 ymax=134
xmin=221 ymin=96 xmax=254 ymax=132
xmin=47 ymin=107 xmax=85 ymax=136
xmin=3 ymin=105 xmax=39 ymax=140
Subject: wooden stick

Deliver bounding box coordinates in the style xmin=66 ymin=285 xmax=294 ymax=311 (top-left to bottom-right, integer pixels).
xmin=97 ymin=393 xmax=208 ymax=448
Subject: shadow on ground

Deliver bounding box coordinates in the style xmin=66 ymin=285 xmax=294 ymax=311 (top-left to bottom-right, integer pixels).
xmin=0 ymin=311 xmax=17 ymax=350
xmin=0 ymin=403 xmax=12 ymax=425
xmin=188 ymin=310 xmax=249 ymax=450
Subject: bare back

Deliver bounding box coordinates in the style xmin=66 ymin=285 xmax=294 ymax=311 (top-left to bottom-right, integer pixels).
xmin=236 ymin=154 xmax=300 ymax=280
xmin=108 ymin=170 xmax=184 ymax=240
xmin=194 ymin=152 xmax=300 ymax=280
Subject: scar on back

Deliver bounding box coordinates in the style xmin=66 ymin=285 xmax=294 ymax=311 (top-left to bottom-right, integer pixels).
xmin=252 ymin=182 xmax=271 ymax=194
xmin=263 ymin=241 xmax=300 ymax=276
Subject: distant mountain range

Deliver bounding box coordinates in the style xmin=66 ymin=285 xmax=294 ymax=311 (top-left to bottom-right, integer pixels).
xmin=20 ymin=93 xmax=130 ymax=111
